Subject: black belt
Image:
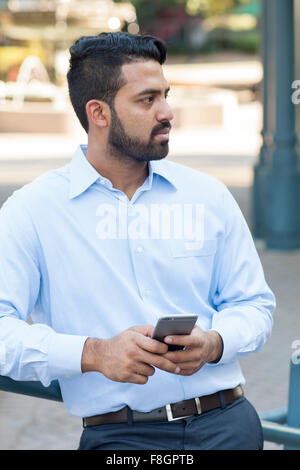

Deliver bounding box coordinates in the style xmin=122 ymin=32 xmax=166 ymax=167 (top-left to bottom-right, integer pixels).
xmin=83 ymin=385 xmax=243 ymax=427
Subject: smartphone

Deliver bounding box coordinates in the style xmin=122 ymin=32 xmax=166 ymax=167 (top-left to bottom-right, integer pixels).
xmin=151 ymin=314 xmax=198 ymax=351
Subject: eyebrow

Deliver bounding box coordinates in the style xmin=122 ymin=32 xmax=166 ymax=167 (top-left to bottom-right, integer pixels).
xmin=134 ymin=86 xmax=170 ymax=97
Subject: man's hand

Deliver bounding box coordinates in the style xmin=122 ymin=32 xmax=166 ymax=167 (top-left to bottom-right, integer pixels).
xmin=162 ymin=326 xmax=223 ymax=376
xmin=81 ymin=325 xmax=180 ymax=385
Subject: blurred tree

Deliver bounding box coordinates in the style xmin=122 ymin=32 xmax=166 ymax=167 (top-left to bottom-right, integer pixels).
xmin=120 ymin=0 xmax=253 ymax=32
xmin=186 ymin=0 xmax=247 ymax=16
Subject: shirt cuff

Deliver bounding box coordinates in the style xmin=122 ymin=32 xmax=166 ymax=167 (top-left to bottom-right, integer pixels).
xmin=206 ymin=316 xmax=244 ymax=366
xmin=207 ymin=324 xmax=241 ymax=365
xmin=48 ymin=333 xmax=88 ymax=379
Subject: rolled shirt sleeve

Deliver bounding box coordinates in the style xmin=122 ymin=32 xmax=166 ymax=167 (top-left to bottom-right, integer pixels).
xmin=209 ymin=186 xmax=275 ymax=365
xmin=0 ymin=194 xmax=87 ymax=386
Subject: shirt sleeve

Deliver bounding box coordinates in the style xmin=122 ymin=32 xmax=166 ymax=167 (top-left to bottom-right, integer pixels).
xmin=0 ymin=193 xmax=88 ymax=387
xmin=208 ymin=186 xmax=276 ymax=365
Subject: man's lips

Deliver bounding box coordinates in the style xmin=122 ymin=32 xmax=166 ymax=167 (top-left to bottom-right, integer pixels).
xmin=153 ymin=127 xmax=171 ymax=140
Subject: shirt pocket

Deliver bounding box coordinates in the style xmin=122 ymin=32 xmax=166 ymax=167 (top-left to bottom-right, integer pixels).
xmin=170 ymin=239 xmax=218 ymax=258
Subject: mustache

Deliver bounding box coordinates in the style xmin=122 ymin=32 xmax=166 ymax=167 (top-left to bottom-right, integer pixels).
xmin=151 ymin=121 xmax=172 ymax=138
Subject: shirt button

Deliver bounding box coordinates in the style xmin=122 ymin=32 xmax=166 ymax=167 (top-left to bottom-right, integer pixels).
xmin=100 ymin=179 xmax=106 ymax=185
xmin=128 ymin=206 xmax=135 ymax=216
xmin=145 ymin=289 xmax=151 ymax=296
xmin=137 ymin=246 xmax=143 ymax=253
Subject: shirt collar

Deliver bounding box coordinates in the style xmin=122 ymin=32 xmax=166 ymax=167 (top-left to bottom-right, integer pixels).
xmin=69 ymin=145 xmax=178 ymax=199
xmin=69 ymin=145 xmax=102 ymax=199
xmin=150 ymin=159 xmax=178 ymax=191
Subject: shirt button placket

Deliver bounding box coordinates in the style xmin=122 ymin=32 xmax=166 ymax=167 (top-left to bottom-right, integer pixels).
xmin=131 ymin=243 xmax=151 ymax=300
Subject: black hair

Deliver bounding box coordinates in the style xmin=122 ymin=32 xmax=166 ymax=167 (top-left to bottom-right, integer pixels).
xmin=67 ymin=32 xmax=167 ymax=133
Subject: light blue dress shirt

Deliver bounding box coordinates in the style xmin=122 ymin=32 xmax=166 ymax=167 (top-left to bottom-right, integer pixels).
xmin=0 ymin=145 xmax=275 ymax=418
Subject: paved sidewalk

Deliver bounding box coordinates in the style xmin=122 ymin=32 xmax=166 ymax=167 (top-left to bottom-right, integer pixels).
xmin=0 ymin=131 xmax=298 ymax=450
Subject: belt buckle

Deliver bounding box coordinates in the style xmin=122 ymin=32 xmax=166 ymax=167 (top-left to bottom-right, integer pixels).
xmin=166 ymin=398 xmax=202 ymax=422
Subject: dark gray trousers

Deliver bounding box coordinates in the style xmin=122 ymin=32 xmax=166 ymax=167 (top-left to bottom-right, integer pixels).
xmin=78 ymin=396 xmax=263 ymax=450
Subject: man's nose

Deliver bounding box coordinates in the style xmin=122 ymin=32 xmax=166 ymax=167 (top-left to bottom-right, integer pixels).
xmin=156 ymin=100 xmax=174 ymax=123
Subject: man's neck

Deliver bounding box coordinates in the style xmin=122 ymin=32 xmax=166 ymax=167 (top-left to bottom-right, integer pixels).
xmin=86 ymin=142 xmax=148 ymax=200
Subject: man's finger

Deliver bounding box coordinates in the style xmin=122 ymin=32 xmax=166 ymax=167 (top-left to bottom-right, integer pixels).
xmin=129 ymin=373 xmax=149 ymax=385
xmin=136 ymin=332 xmax=169 ymax=354
xmin=164 ymin=334 xmax=196 ymax=347
xmin=144 ymin=352 xmax=181 ymax=375
xmin=175 ymin=368 xmax=198 ymax=377
xmin=134 ymin=362 xmax=156 ymax=378
xmin=163 ymin=349 xmax=196 ymax=363
xmin=130 ymin=324 xmax=154 ymax=337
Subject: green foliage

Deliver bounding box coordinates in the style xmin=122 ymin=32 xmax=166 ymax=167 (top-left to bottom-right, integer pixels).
xmin=186 ymin=0 xmax=239 ymax=17
xmin=166 ymin=29 xmax=259 ymax=56
xmin=129 ymin=0 xmax=254 ymax=26
xmin=119 ymin=0 xmax=258 ymax=55
xmin=226 ymin=30 xmax=259 ymax=53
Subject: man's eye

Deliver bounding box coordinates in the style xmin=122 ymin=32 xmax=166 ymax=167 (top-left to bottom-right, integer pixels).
xmin=142 ymin=96 xmax=153 ymax=103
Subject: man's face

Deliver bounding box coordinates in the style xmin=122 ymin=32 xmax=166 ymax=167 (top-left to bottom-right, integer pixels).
xmin=108 ymin=60 xmax=173 ymax=162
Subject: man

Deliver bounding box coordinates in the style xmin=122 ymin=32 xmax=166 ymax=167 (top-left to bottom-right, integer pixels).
xmin=0 ymin=32 xmax=275 ymax=450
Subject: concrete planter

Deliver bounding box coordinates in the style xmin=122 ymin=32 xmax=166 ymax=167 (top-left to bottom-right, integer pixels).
xmin=0 ymin=101 xmax=76 ymax=133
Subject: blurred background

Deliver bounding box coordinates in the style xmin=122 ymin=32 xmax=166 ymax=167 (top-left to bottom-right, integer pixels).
xmin=0 ymin=0 xmax=299 ymax=451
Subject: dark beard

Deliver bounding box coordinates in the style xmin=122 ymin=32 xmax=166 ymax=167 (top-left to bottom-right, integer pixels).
xmin=108 ymin=104 xmax=171 ymax=162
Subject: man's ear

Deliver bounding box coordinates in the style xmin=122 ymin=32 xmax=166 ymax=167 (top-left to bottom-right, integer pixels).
xmin=85 ymin=100 xmax=111 ymax=129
